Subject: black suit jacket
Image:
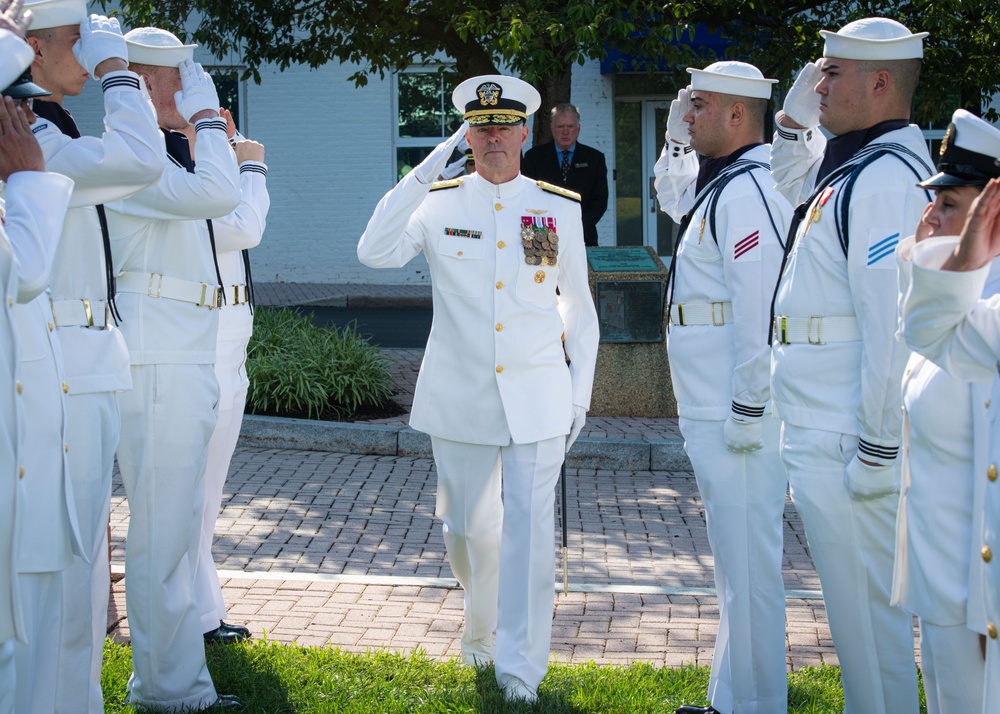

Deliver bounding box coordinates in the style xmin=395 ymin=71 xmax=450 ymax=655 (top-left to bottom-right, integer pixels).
xmin=521 ymin=141 xmax=609 ymax=247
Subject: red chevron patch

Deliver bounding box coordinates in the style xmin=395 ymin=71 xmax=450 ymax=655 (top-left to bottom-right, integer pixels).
xmin=734 ymin=230 xmax=759 ymax=260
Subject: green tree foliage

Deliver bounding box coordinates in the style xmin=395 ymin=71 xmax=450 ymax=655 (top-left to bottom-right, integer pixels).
xmin=103 ymin=0 xmax=998 ymax=138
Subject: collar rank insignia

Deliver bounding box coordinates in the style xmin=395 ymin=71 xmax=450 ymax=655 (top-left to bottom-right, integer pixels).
xmin=521 ymin=216 xmax=559 ymax=266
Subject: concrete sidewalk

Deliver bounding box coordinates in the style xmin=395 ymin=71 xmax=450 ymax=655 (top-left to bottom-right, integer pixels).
xmin=107 ymin=282 xmax=863 ymax=679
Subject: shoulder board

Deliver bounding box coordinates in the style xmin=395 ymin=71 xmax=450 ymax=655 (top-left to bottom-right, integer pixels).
xmin=535 ymin=180 xmax=581 ymax=202
xmin=430 ymin=178 xmax=464 ymax=191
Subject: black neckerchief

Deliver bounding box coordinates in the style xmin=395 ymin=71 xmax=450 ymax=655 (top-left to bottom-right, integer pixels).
xmin=695 ymin=142 xmax=762 ymax=195
xmin=162 ymin=128 xmax=195 ymax=173
xmin=32 ymin=99 xmax=80 ymax=138
xmin=817 ymin=119 xmax=909 ymax=182
xmin=33 ymin=99 xmax=123 ymax=323
xmin=161 ymin=128 xmax=226 ymax=305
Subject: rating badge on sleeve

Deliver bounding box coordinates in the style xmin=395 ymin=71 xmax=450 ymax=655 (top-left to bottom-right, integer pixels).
xmin=520 ymin=215 xmax=559 ymax=266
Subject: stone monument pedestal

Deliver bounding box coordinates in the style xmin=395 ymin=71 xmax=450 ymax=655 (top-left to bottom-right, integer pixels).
xmin=586 ymin=246 xmax=676 ymax=418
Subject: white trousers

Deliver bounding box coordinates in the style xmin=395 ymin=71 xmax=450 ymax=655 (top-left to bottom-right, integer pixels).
xmin=116 ymin=363 xmax=219 ymax=711
xmin=55 ymin=391 xmax=119 ymax=714
xmin=13 ymin=572 xmax=61 ymax=714
xmin=780 ymin=423 xmax=918 ymax=714
xmin=430 ymin=435 xmax=564 ymax=692
xmin=918 ymin=618 xmax=984 ymax=714
xmin=0 ymin=640 xmax=13 ymax=714
xmin=194 ymin=337 xmax=250 ymax=633
xmin=679 ymin=416 xmax=788 ymax=714
xmin=985 ymin=632 xmax=999 ymax=714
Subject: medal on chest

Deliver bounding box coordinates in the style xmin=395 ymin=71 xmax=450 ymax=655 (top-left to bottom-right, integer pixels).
xmin=803 ymin=186 xmax=835 ymax=237
xmin=520 ymin=215 xmax=559 ymax=266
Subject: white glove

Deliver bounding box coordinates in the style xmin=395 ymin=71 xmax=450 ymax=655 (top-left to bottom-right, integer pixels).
xmin=782 ymin=61 xmax=823 ymax=128
xmin=72 ymin=14 xmax=126 ymax=77
xmin=844 ymin=456 xmax=900 ymax=501
xmin=439 ymin=155 xmax=467 ymax=180
xmin=411 ymin=121 xmax=469 ymax=184
xmin=723 ymin=417 xmax=763 ymax=453
xmin=566 ymin=405 xmax=587 ymax=452
xmin=173 ymin=60 xmax=220 ymax=123
xmin=666 ymin=86 xmax=691 ymax=145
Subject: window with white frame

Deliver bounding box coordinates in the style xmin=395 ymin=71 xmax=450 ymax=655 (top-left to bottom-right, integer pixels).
xmin=395 ymin=68 xmax=463 ymax=181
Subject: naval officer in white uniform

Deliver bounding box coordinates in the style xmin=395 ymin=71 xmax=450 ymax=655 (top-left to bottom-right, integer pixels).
xmin=0 ymin=60 xmax=74 ymax=714
xmin=105 ymin=26 xmax=241 ymax=711
xmin=902 ymin=175 xmax=1000 ymax=714
xmin=22 ymin=2 xmax=165 ymax=709
xmin=769 ymin=17 xmax=933 ymax=713
xmin=358 ymin=75 xmax=599 ymax=704
xmin=654 ymin=61 xmax=791 ymax=714
xmin=893 ymin=110 xmax=1000 ymax=714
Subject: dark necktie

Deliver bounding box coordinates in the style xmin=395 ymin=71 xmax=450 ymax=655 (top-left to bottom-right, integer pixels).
xmin=560 ymin=150 xmax=570 ymax=183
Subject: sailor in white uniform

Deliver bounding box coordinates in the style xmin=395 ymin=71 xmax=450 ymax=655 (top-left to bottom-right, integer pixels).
xmin=22 ymin=3 xmax=165 ymax=710
xmin=358 ymin=75 xmax=599 ymax=704
xmin=105 ymin=27 xmax=241 ymax=711
xmin=194 ymin=114 xmax=268 ymax=646
xmin=0 ymin=64 xmax=74 ymax=714
xmin=769 ymin=17 xmax=933 ymax=713
xmin=654 ymin=61 xmax=791 ymax=714
xmin=902 ymin=174 xmax=1000 ymax=714
xmin=893 ymin=110 xmax=1000 ymax=714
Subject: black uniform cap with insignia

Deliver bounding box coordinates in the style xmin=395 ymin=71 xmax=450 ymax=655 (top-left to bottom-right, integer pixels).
xmin=2 ymin=68 xmax=51 ymax=100
xmin=452 ymin=74 xmax=541 ymax=127
xmin=918 ymin=109 xmax=1000 ymax=189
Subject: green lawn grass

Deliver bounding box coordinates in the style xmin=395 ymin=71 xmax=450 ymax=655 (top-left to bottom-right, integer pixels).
xmin=100 ymin=638 xmax=880 ymax=713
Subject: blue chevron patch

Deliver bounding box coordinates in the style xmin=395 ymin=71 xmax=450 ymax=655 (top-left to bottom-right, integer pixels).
xmin=867 ymin=233 xmax=900 ymax=266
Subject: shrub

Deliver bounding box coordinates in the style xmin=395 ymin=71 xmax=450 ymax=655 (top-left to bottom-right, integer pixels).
xmin=246 ymin=307 xmax=395 ymax=420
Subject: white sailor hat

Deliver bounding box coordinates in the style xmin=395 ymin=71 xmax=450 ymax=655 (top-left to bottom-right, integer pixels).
xmin=452 ymin=74 xmax=541 ymax=126
xmin=918 ymin=109 xmax=1000 ymax=189
xmin=23 ymin=0 xmax=88 ymax=30
xmin=686 ymin=61 xmax=778 ymax=100
xmin=123 ymin=26 xmax=196 ymax=67
xmin=820 ymin=17 xmax=928 ymax=61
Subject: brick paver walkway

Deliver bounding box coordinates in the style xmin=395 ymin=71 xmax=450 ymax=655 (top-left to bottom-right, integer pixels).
xmin=105 ymin=283 xmax=896 ymax=677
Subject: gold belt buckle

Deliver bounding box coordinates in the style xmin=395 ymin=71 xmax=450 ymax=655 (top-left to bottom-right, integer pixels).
xmin=82 ymin=298 xmax=94 ymax=327
xmin=197 ymin=283 xmax=220 ymax=309
xmin=233 ymin=285 xmax=241 ymax=305
xmin=147 ymin=273 xmax=163 ymax=298
xmin=676 ymin=304 xmax=685 ymax=326
xmin=808 ymin=315 xmax=824 ymax=344
xmin=711 ymin=302 xmax=725 ymax=326
xmin=774 ymin=316 xmax=789 ymax=344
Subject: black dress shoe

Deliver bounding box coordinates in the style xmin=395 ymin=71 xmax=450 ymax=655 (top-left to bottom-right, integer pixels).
xmin=203 ymin=621 xmax=251 ymax=644
xmin=204 ymin=694 xmax=242 ymax=710
xmin=675 ymin=706 xmax=720 ymax=714
xmin=219 ymin=621 xmax=252 ymax=638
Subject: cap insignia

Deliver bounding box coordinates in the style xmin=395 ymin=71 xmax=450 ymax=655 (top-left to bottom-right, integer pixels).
xmin=476 ymin=82 xmax=502 ymax=107
xmin=940 ymin=125 xmax=953 ymax=157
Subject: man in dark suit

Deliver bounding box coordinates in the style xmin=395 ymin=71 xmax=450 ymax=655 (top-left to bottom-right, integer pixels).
xmin=521 ymin=103 xmax=608 ymax=246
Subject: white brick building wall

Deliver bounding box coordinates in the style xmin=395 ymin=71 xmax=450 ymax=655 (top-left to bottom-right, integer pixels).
xmin=63 ymin=57 xmax=615 ymax=285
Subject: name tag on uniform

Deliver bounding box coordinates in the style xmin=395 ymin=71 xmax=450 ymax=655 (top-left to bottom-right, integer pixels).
xmin=575 ymin=162 xmax=589 ymax=168
xmin=444 ymin=227 xmax=482 ymax=239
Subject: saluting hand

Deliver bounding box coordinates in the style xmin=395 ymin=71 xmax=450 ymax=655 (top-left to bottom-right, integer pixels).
xmin=944 ymin=178 xmax=1000 ymax=272
xmin=0 ymin=0 xmax=32 ymax=39
xmin=780 ymin=61 xmax=823 ymax=129
xmin=666 ymin=86 xmax=691 ymax=145
xmin=174 ymin=60 xmax=220 ymax=123
xmin=0 ymin=96 xmax=44 ymax=181
xmin=411 ymin=120 xmax=470 ymax=185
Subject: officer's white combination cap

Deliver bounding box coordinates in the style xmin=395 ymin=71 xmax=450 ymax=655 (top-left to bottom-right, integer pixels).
xmin=23 ymin=0 xmax=88 ymax=30
xmin=452 ymin=75 xmax=541 ymax=126
xmin=918 ymin=109 xmax=1000 ymax=188
xmin=820 ymin=17 xmax=928 ymax=60
xmin=124 ymin=26 xmax=196 ymax=67
xmin=687 ymin=61 xmax=777 ymax=100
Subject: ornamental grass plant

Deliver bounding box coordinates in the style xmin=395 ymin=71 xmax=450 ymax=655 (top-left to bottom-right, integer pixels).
xmin=246 ymin=307 xmax=396 ymax=421
xmin=101 ymin=640 xmax=875 ymax=713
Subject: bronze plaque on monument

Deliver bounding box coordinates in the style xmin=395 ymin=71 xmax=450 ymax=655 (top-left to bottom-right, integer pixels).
xmin=586 ymin=246 xmax=675 ymax=418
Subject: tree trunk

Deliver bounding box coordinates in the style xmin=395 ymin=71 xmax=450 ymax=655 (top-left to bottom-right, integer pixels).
xmin=531 ymin=61 xmax=573 ymax=147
